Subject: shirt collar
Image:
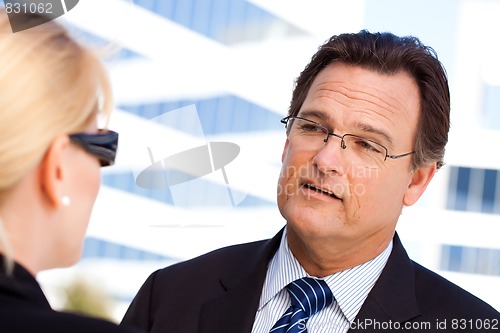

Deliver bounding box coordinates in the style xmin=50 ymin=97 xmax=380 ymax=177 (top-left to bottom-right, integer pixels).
xmin=259 ymin=228 xmax=308 ymax=310
xmin=258 ymin=227 xmax=393 ymax=322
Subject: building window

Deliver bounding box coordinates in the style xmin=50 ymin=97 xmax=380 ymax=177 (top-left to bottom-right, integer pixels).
xmin=440 ymin=244 xmax=500 ymax=276
xmin=447 ymin=166 xmax=500 ymax=214
xmin=482 ymin=84 xmax=500 ymax=130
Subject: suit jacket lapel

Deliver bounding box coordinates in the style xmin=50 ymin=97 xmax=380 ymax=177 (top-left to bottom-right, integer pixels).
xmin=198 ymin=230 xmax=420 ymax=332
xmin=198 ymin=229 xmax=283 ymax=333
xmin=348 ymin=233 xmax=421 ymax=332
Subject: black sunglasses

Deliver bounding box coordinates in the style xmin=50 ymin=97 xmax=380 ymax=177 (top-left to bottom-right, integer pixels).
xmin=69 ymin=130 xmax=119 ymax=167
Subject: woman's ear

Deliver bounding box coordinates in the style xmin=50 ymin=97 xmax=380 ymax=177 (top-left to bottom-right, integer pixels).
xmin=403 ymin=163 xmax=437 ymax=206
xmin=39 ymin=135 xmax=70 ymax=209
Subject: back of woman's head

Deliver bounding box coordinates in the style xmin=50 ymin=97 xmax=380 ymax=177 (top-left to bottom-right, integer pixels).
xmin=0 ymin=11 xmax=112 ymax=200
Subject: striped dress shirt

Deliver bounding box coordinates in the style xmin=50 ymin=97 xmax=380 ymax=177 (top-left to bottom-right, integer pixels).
xmin=251 ymin=228 xmax=393 ymax=333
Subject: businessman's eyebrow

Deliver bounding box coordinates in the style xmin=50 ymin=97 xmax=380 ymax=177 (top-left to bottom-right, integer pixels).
xmin=354 ymin=122 xmax=394 ymax=148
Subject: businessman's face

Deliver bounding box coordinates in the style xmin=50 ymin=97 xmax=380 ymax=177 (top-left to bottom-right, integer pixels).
xmin=277 ymin=62 xmax=434 ymax=271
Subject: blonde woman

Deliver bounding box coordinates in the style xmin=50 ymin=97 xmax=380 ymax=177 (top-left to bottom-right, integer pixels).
xmin=0 ymin=11 xmax=143 ymax=333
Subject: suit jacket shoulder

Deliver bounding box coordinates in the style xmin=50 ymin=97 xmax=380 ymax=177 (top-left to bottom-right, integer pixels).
xmin=351 ymin=234 xmax=499 ymax=332
xmin=413 ymin=260 xmax=499 ymax=319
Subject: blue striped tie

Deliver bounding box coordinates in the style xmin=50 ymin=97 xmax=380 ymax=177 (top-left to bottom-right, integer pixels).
xmin=269 ymin=277 xmax=334 ymax=333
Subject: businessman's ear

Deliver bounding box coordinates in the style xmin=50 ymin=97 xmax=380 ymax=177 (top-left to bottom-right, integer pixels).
xmin=403 ymin=163 xmax=436 ymax=206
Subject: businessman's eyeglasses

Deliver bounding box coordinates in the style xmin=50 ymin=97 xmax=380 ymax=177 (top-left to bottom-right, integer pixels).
xmin=281 ymin=116 xmax=415 ymax=168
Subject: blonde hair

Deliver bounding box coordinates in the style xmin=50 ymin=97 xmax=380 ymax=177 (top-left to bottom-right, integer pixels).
xmin=0 ymin=11 xmax=113 ymax=273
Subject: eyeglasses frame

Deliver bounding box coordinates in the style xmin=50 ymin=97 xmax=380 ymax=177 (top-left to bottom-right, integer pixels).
xmin=281 ymin=116 xmax=415 ymax=161
xmin=69 ymin=129 xmax=119 ymax=167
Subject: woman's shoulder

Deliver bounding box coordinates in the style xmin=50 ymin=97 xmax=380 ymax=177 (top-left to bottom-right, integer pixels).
xmin=1 ymin=308 xmax=144 ymax=333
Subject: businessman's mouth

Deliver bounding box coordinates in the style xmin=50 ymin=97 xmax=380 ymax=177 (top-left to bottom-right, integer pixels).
xmin=303 ymin=183 xmax=342 ymax=200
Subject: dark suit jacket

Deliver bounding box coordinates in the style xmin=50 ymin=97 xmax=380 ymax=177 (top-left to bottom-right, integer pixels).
xmin=0 ymin=259 xmax=144 ymax=333
xmin=122 ymin=230 xmax=499 ymax=332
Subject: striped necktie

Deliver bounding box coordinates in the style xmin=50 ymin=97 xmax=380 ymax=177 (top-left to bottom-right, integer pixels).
xmin=269 ymin=277 xmax=334 ymax=333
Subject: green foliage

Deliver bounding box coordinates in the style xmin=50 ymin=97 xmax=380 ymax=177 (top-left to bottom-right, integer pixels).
xmin=61 ymin=278 xmax=114 ymax=321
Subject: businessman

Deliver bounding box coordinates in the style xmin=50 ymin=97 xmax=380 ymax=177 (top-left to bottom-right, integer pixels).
xmin=122 ymin=30 xmax=500 ymax=332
